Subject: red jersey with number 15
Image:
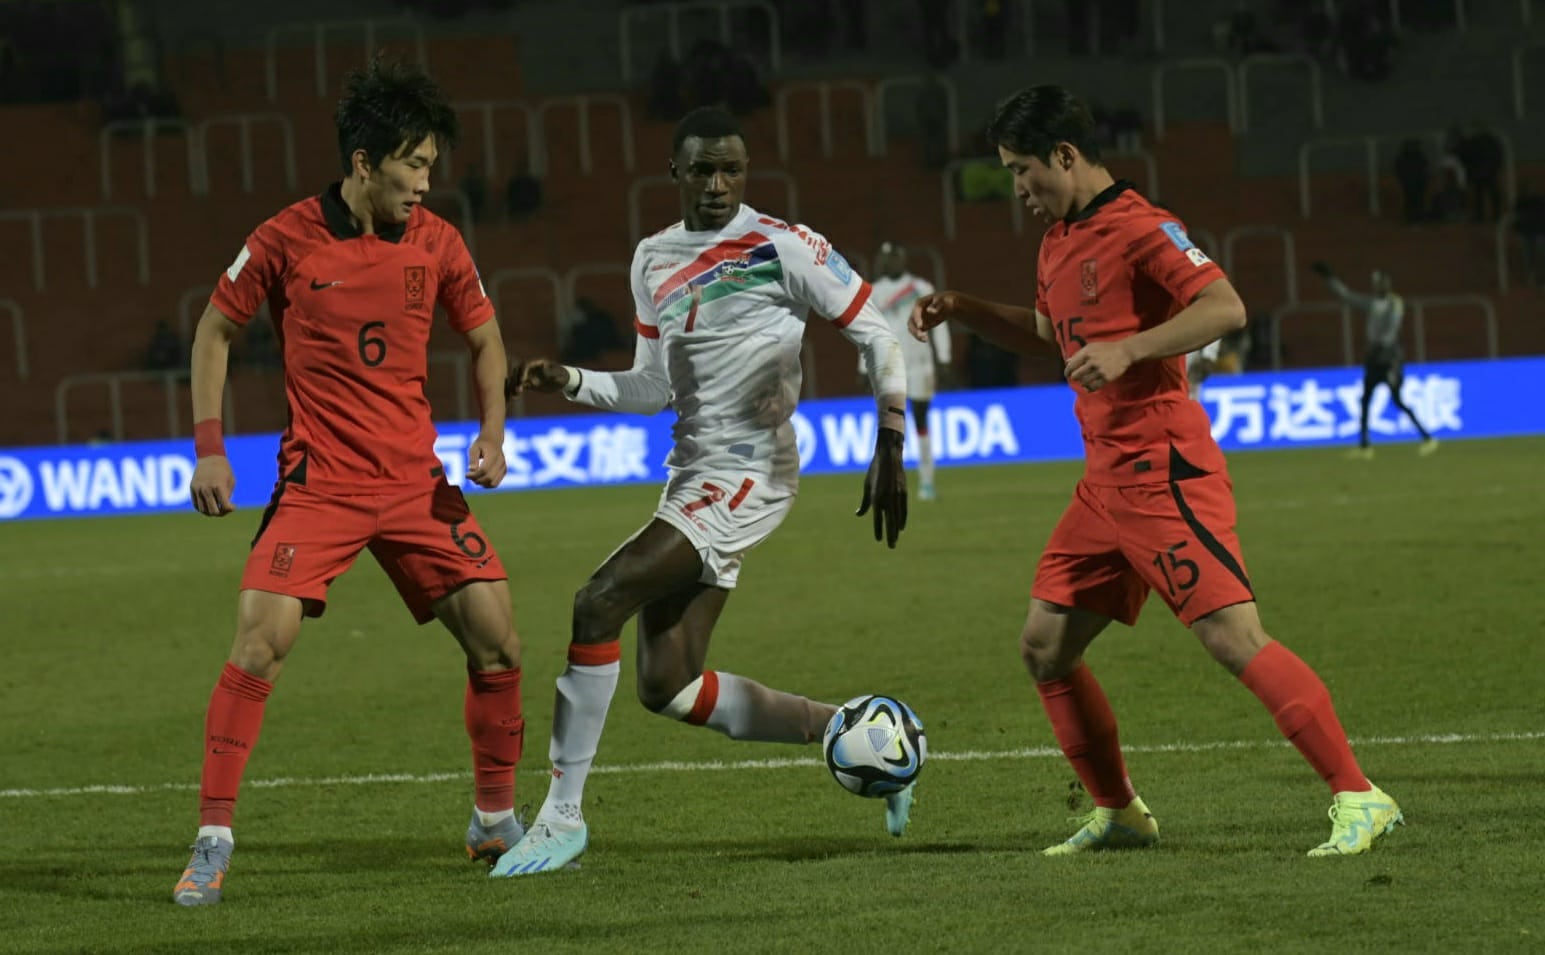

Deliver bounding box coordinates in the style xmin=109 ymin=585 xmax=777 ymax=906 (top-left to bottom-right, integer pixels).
xmin=211 ymin=183 xmax=494 ymax=492
xmin=1036 ymin=181 xmax=1229 ymax=486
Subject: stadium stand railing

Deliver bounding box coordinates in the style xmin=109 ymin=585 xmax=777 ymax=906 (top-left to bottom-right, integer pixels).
xmin=617 ymin=0 xmax=781 ymax=83
xmin=1236 ymin=54 xmax=1324 ymax=135
xmin=874 ymin=76 xmax=961 ymax=157
xmin=54 ymin=370 xmax=234 ymax=444
xmin=263 ymin=18 xmax=427 ymax=102
xmin=487 ymin=266 xmax=563 ymax=339
xmin=1223 ymin=224 xmax=1300 ymax=305
xmin=0 ymin=207 xmax=150 ymax=291
xmin=774 ymin=81 xmax=878 ymax=164
xmin=1297 ymin=128 xmax=1517 ymax=219
xmin=99 ymin=118 xmax=205 ymax=199
xmin=2 ymin=299 xmax=26 ymax=382
xmin=536 ymin=94 xmax=637 ymax=177
xmin=1151 ymin=58 xmax=1240 ymax=140
xmin=197 ymin=113 xmax=298 ymax=195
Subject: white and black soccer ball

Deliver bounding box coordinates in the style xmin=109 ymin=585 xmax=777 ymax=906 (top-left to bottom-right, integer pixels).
xmin=822 ymin=694 xmax=927 ymax=798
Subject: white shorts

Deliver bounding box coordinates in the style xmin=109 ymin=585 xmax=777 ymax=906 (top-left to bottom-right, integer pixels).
xmin=905 ymin=365 xmax=936 ymax=402
xmin=652 ymin=471 xmax=795 ymax=589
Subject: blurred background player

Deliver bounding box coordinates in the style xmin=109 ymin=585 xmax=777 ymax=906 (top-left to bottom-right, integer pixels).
xmin=911 ymin=85 xmax=1402 ymax=860
xmin=861 ymin=241 xmax=952 ymax=500
xmin=1312 ymin=262 xmax=1439 ymax=459
xmin=493 ymin=107 xmax=912 ymax=877
xmin=1186 ymin=338 xmax=1222 ymax=400
xmin=174 ymin=60 xmax=526 ymax=906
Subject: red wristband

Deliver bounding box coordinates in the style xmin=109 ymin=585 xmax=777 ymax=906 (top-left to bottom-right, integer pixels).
xmin=194 ymin=418 xmax=226 ymax=458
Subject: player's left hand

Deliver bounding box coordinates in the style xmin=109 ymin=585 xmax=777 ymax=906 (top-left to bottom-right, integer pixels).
xmin=1065 ymin=340 xmax=1136 ymax=392
xmin=856 ymin=427 xmax=907 ymax=548
xmin=466 ymin=433 xmax=507 ymax=488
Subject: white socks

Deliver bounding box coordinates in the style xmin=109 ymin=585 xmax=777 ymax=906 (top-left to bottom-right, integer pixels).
xmin=197 ymin=825 xmax=233 ymax=844
xmin=663 ymin=670 xmax=827 ymax=744
xmin=919 ymin=430 xmax=935 ymax=488
xmin=536 ymin=657 xmax=620 ymax=826
xmin=474 ymin=807 xmax=514 ymax=827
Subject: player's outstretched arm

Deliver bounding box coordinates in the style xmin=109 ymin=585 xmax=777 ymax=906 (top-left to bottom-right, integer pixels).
xmin=462 ymin=320 xmax=509 ymax=488
xmin=507 ymin=332 xmax=671 ymax=415
xmin=188 ymin=303 xmax=240 ymax=517
xmin=839 ymin=298 xmax=909 ymax=547
xmin=910 ymin=291 xmax=1049 ymax=355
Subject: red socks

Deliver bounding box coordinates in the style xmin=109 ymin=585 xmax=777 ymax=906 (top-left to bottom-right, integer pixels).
xmin=199 ymin=663 xmax=273 ymax=827
xmin=464 ymin=666 xmax=525 ymax=813
xmin=1239 ymin=641 xmax=1368 ymax=793
xmin=1036 ymin=663 xmax=1138 ymax=809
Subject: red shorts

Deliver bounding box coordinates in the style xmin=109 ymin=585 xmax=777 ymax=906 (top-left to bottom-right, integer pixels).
xmin=1032 ymin=469 xmax=1253 ymax=627
xmin=241 ymin=478 xmax=506 ymax=624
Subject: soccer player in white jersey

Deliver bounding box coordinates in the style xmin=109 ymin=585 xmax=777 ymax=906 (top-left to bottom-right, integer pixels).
xmin=862 ymin=241 xmax=952 ymax=500
xmin=491 ymin=107 xmax=913 ymax=877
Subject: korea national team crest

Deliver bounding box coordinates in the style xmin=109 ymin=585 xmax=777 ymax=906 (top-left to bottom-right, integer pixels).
xmin=404 ymin=265 xmax=427 ymax=309
xmin=270 ymin=543 xmax=296 ymax=577
xmin=1080 ymin=258 xmax=1099 ymax=304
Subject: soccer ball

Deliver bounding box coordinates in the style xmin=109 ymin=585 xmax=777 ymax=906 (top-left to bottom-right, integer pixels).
xmin=822 ymin=695 xmax=927 ymax=797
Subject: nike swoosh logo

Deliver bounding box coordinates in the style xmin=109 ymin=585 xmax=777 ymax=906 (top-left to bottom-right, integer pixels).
xmin=310 ymin=279 xmax=342 ymax=290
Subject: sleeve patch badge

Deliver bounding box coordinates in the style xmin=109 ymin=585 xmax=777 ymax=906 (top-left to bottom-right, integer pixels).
xmin=1160 ymin=221 xmax=1196 ymax=252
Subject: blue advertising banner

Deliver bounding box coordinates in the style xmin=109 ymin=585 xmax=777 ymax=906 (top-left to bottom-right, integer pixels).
xmin=0 ymin=357 xmax=1541 ymax=522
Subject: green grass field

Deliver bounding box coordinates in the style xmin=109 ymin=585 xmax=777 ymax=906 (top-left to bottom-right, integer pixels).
xmin=3 ymin=438 xmax=1543 ymax=953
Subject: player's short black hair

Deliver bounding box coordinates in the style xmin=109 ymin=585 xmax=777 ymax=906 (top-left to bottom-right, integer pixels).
xmin=335 ymin=57 xmax=459 ymax=176
xmin=987 ymin=84 xmax=1103 ymax=164
xmin=672 ymin=107 xmax=744 ymax=158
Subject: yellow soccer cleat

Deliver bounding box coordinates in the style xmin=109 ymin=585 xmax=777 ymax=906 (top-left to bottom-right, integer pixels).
xmin=1346 ymin=447 xmax=1375 ymax=461
xmin=1043 ymin=796 xmax=1159 ymax=856
xmin=1307 ymin=785 xmax=1403 ymax=858
xmin=1418 ymin=438 xmax=1440 ymax=457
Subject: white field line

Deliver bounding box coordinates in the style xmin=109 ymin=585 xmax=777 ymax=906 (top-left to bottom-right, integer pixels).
xmin=3 ymin=729 xmax=1540 ymax=801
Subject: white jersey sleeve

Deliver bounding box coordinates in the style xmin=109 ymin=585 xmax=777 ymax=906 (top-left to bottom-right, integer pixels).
xmin=770 ymin=224 xmax=872 ymax=328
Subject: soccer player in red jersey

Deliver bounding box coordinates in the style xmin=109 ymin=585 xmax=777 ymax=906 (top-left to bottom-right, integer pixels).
xmin=172 ymin=61 xmax=526 ymax=905
xmin=911 ymin=86 xmax=1403 ymax=857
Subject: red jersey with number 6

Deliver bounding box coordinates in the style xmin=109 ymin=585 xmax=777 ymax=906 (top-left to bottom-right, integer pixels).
xmin=211 ymin=183 xmax=493 ymax=492
xmin=1036 ymin=181 xmax=1229 ymax=486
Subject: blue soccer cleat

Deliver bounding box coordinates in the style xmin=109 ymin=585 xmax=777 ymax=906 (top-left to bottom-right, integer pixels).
xmin=885 ymin=784 xmax=915 ymax=837
xmin=173 ymin=834 xmax=233 ymax=906
xmin=489 ymin=820 xmax=588 ymax=878
xmin=465 ymin=808 xmax=527 ymax=864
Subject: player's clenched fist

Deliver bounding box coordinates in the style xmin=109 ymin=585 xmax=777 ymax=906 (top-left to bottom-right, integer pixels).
xmin=189 ymin=455 xmax=236 ymax=517
xmin=505 ymin=358 xmax=571 ymax=398
xmin=908 ymin=291 xmax=966 ymax=342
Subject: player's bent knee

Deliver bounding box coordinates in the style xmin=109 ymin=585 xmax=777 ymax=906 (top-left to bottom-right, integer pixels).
xmin=638 ymin=671 xmax=699 ymax=716
xmin=572 ymin=574 xmax=629 ymax=643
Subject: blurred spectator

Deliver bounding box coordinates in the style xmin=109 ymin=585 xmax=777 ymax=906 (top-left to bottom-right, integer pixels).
xmin=459 ymin=163 xmax=488 ymax=223
xmin=682 ymin=38 xmax=769 ymax=116
xmin=1430 ymin=133 xmax=1467 ymax=222
xmin=982 ymin=0 xmax=1008 ymax=59
xmin=1511 ymin=187 xmax=1545 ymax=287
xmin=646 ymin=51 xmax=684 ymax=122
xmin=1338 ymin=1 xmax=1394 ymax=81
xmin=1392 ymin=139 xmax=1429 ymax=224
xmin=1220 ymin=4 xmax=1279 ymax=56
xmin=560 ymin=298 xmax=626 ymax=365
xmin=1461 ymin=125 xmax=1504 ymax=223
xmin=920 ymin=0 xmax=956 ymax=67
xmin=505 ymin=164 xmax=542 ymax=221
xmin=144 ymin=320 xmax=182 ymax=372
xmin=916 ymin=74 xmax=951 ymax=169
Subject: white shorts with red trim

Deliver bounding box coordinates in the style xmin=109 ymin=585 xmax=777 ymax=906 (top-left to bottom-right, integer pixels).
xmin=652 ymin=469 xmax=795 ymax=588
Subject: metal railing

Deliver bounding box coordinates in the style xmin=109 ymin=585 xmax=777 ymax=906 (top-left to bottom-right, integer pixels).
xmin=487 ymin=267 xmax=563 ymax=340
xmin=1189 ymin=227 xmax=1220 ymax=263
xmin=537 ymin=94 xmax=637 ymax=176
xmin=1297 ymin=129 xmax=1517 ymax=219
xmin=1237 ymin=54 xmax=1324 ymax=134
xmin=197 ymin=113 xmax=298 ymax=194
xmin=1110 ymin=147 xmax=1161 ymax=200
xmin=443 ymin=100 xmax=539 ymax=181
xmin=941 ymin=159 xmax=1021 ymax=241
xmin=264 ymin=18 xmax=426 ymax=101
xmin=422 ymin=190 xmax=477 ymax=256
xmin=774 ymin=81 xmax=878 ymax=164
xmin=618 ymin=0 xmax=780 ymax=82
xmin=99 ymin=118 xmax=203 ymax=198
xmin=1495 ymin=212 xmax=1516 ymax=292
xmin=561 ymin=264 xmax=631 ymax=336
xmin=1267 ymin=300 xmax=1355 ymax=369
xmin=627 ymin=170 xmax=798 ymax=244
xmin=875 ymin=76 xmax=960 ymax=157
xmin=1222 ymin=225 xmax=1299 ymax=305
xmin=1 ymin=299 xmax=25 ymax=380
xmin=1405 ymin=294 xmax=1498 ymax=362
xmin=1152 ymin=58 xmax=1239 ymax=141
xmin=54 ymin=371 xmax=235 ymax=445
xmin=1513 ymin=44 xmax=1544 ymax=119
xmin=0 ymin=207 xmax=150 ymax=291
